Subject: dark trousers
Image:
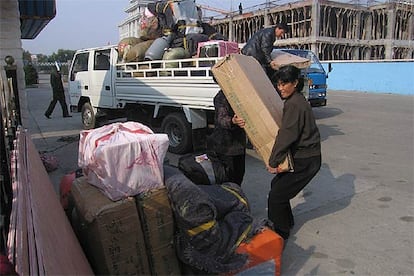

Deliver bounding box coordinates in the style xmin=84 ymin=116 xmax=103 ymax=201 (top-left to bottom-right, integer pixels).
xmin=217 ymin=153 xmax=245 ymax=186
xmin=45 ymin=94 xmax=69 ymax=117
xmin=268 ymin=155 xmax=321 ymax=239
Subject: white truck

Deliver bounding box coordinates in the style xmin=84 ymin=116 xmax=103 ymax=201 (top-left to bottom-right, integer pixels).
xmin=68 ymin=45 xmax=222 ymax=154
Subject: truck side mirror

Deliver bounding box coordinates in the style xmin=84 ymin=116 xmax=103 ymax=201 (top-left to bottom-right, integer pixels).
xmin=328 ymin=63 xmax=333 ymax=73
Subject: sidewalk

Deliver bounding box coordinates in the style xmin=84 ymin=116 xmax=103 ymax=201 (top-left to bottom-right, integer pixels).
xmin=24 ymin=77 xmax=414 ymax=275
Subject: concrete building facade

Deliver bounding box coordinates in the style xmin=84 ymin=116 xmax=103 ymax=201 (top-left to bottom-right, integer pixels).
xmin=118 ymin=0 xmax=413 ymax=60
xmin=212 ymin=0 xmax=414 ymax=60
xmin=0 ymin=0 xmax=24 ymax=85
xmin=119 ymin=0 xmax=154 ymax=40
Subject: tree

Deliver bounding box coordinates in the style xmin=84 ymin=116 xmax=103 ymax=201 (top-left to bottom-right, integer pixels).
xmin=48 ymin=49 xmax=76 ymax=62
xmin=36 ymin=54 xmax=49 ymax=63
xmin=23 ymin=50 xmax=32 ymax=63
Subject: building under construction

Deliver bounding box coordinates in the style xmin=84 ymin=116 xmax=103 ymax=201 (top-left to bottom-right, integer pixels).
xmin=209 ymin=0 xmax=413 ymax=60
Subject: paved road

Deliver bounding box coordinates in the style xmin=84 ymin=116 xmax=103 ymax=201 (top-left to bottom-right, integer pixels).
xmin=24 ymin=75 xmax=414 ymax=275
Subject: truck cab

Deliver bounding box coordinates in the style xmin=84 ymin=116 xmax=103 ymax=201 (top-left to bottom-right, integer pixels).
xmin=272 ymin=48 xmax=328 ymax=107
xmin=68 ymin=45 xmax=118 ymax=129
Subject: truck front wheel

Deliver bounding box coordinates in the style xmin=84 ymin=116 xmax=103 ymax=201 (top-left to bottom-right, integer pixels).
xmin=161 ymin=113 xmax=192 ymax=154
xmin=81 ymin=102 xmax=96 ymax=130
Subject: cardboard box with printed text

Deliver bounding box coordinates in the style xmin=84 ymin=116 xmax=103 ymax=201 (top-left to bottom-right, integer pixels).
xmin=212 ymin=54 xmax=293 ymax=171
xmin=135 ymin=187 xmax=182 ymax=275
xmin=71 ymin=177 xmax=151 ymax=275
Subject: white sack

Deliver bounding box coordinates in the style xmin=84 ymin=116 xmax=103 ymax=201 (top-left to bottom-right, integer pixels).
xmin=78 ymin=122 xmax=169 ymax=201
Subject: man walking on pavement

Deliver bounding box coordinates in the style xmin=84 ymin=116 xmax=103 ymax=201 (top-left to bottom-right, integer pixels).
xmin=44 ymin=62 xmax=71 ymax=119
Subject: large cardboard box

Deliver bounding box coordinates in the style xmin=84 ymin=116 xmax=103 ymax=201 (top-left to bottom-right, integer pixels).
xmin=71 ymin=177 xmax=151 ymax=275
xmin=212 ymin=54 xmax=293 ymax=170
xmin=136 ymin=188 xmax=182 ymax=275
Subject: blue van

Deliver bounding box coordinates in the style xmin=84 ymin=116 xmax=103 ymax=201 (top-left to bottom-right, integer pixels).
xmin=272 ymin=48 xmax=329 ymax=107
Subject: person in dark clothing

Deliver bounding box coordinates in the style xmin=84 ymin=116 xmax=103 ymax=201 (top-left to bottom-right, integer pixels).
xmin=241 ymin=23 xmax=288 ymax=77
xmin=45 ymin=65 xmax=71 ymax=119
xmin=207 ymin=90 xmax=246 ymax=186
xmin=266 ymin=65 xmax=321 ymax=240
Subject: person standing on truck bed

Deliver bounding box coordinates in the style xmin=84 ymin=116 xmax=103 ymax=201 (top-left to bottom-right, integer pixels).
xmin=241 ymin=22 xmax=288 ymax=78
xmin=207 ymin=89 xmax=246 ymax=186
xmin=266 ymin=65 xmax=321 ymax=241
xmin=44 ymin=63 xmax=71 ymax=119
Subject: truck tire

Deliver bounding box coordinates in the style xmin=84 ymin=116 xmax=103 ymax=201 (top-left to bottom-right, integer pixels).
xmin=161 ymin=113 xmax=192 ymax=154
xmin=81 ymin=102 xmax=96 ymax=130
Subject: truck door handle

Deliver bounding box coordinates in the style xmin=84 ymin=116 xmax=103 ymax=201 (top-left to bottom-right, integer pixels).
xmin=105 ymin=86 xmax=110 ymax=90
xmin=84 ymin=85 xmax=88 ymax=90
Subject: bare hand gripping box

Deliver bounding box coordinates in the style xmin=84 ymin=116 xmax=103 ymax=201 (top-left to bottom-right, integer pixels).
xmin=212 ymin=54 xmax=293 ymax=171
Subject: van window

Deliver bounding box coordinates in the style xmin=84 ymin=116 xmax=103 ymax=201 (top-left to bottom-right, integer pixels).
xmin=94 ymin=50 xmax=110 ymax=70
xmin=70 ymin=52 xmax=89 ymax=81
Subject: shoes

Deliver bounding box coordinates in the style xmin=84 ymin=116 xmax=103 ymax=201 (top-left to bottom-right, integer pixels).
xmin=44 ymin=114 xmax=51 ymax=119
xmin=63 ymin=115 xmax=72 ymax=118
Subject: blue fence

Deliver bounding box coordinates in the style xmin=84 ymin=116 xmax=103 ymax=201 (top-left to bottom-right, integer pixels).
xmin=321 ymin=60 xmax=414 ymax=95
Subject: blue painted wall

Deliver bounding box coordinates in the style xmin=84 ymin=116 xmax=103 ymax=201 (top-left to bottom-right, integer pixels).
xmin=321 ymin=61 xmax=414 ymax=95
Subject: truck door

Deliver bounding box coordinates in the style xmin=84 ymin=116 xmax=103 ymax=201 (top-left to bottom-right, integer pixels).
xmin=68 ymin=52 xmax=89 ymax=109
xmin=89 ymin=49 xmax=113 ymax=107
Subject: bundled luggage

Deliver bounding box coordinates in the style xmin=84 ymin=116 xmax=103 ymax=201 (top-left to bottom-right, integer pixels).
xmin=78 ymin=122 xmax=169 ymax=201
xmin=117 ymin=0 xmax=229 ymax=63
xmin=178 ymin=152 xmax=229 ymax=185
xmin=164 ymin=170 xmax=254 ymax=274
xmin=69 ymin=118 xmax=285 ymax=275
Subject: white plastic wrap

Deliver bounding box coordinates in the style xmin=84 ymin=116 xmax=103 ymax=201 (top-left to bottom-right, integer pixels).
xmin=78 ymin=122 xmax=169 ymax=201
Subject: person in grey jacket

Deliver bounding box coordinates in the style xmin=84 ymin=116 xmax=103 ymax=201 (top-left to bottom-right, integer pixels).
xmin=241 ymin=23 xmax=288 ymax=77
xmin=267 ymin=65 xmax=321 ymax=240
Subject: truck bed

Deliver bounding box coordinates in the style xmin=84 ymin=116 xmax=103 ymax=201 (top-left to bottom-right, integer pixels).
xmin=115 ymin=57 xmax=223 ymax=109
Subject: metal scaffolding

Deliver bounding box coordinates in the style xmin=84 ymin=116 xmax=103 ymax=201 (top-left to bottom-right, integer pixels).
xmin=210 ymin=0 xmax=414 ymax=60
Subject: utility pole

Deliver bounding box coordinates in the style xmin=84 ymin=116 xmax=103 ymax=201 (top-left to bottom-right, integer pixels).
xmin=229 ymin=0 xmax=234 ymax=41
xmin=264 ymin=0 xmax=270 ymax=27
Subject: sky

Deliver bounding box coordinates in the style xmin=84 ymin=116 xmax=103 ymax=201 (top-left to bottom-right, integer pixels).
xmin=21 ymin=0 xmax=362 ymax=55
xmin=22 ymin=0 xmax=272 ymax=55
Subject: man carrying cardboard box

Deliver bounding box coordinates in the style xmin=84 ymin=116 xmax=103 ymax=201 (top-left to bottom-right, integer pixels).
xmin=266 ymin=65 xmax=321 ymax=240
xmin=212 ymin=55 xmax=321 ymax=242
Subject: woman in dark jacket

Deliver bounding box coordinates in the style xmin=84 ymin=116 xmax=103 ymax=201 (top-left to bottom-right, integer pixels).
xmin=267 ymin=65 xmax=321 ymax=240
xmin=207 ymin=90 xmax=246 ymax=185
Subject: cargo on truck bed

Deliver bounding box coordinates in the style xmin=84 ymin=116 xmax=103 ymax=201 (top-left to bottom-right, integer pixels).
xmin=69 ymin=44 xmax=222 ymax=154
xmin=68 ymin=44 xmax=326 ymax=154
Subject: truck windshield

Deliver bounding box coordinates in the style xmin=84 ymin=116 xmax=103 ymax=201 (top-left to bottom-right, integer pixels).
xmin=278 ymin=49 xmax=325 ymax=74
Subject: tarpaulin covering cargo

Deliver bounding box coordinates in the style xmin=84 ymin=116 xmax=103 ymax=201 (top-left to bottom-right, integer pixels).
xmin=164 ymin=169 xmax=255 ymax=274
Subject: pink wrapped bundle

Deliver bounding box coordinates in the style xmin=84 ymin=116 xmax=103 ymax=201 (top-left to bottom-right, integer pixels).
xmin=78 ymin=122 xmax=169 ymax=201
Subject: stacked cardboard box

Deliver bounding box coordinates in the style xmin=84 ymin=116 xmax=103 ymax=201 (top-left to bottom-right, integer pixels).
xmin=71 ymin=177 xmax=182 ymax=275
xmin=71 ymin=177 xmax=151 ymax=275
xmin=212 ymin=54 xmax=293 ymax=171
xmin=136 ymin=188 xmax=182 ymax=275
